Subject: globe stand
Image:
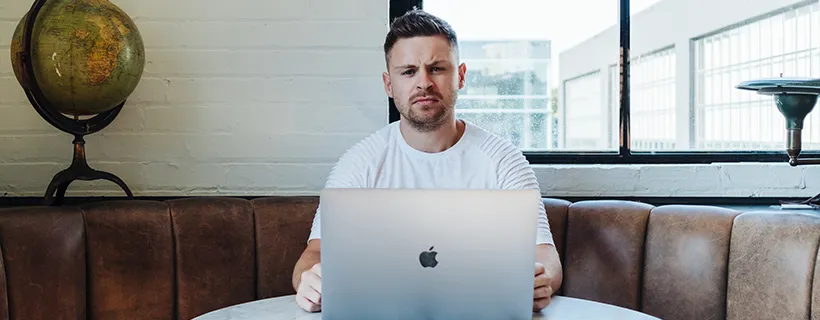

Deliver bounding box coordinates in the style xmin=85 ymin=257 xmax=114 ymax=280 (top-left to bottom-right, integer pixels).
xmin=737 ymin=78 xmax=820 ymax=207
xmin=17 ymin=0 xmax=134 ymax=206
xmin=43 ymin=135 xmax=133 ymax=206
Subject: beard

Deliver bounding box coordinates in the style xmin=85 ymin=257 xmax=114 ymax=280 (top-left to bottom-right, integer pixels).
xmin=397 ymin=89 xmax=457 ymax=132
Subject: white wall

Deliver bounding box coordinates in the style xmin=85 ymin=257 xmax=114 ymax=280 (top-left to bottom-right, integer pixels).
xmin=2 ymin=0 xmax=820 ymax=199
xmin=0 ymin=0 xmax=389 ymax=196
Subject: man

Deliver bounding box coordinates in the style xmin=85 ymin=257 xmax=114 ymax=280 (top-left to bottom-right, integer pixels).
xmin=291 ymin=9 xmax=563 ymax=314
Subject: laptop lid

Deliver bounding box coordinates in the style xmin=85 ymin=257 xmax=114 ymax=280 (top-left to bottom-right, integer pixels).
xmin=319 ymin=188 xmax=539 ymax=320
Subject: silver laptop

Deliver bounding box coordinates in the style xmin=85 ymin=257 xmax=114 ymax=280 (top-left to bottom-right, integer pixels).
xmin=319 ymin=188 xmax=539 ymax=320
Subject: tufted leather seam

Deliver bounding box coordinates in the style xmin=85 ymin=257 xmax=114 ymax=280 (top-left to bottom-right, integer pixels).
xmin=0 ymin=243 xmax=7 ymax=320
xmin=554 ymin=200 xmax=569 ymax=296
xmin=251 ymin=201 xmax=259 ymax=300
xmin=721 ymin=209 xmax=740 ymax=320
xmin=809 ymin=222 xmax=820 ymax=320
xmin=723 ymin=212 xmax=741 ymax=319
xmin=559 ymin=203 xmax=569 ymax=267
xmin=638 ymin=206 xmax=659 ymax=311
xmin=168 ymin=202 xmax=180 ymax=320
xmin=637 ymin=206 xmax=653 ymax=313
xmin=78 ymin=205 xmax=90 ymax=320
xmin=0 ymin=217 xmax=10 ymax=320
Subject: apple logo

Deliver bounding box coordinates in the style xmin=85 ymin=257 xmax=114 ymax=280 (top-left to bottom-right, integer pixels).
xmin=419 ymin=246 xmax=438 ymax=268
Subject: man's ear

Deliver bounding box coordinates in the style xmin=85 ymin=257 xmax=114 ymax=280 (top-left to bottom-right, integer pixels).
xmin=458 ymin=62 xmax=467 ymax=89
xmin=383 ymin=71 xmax=393 ymax=98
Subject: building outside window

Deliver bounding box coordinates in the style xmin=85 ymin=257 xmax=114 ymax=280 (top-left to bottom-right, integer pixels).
xmin=423 ymin=0 xmax=820 ymax=156
xmin=454 ymin=40 xmax=555 ymax=151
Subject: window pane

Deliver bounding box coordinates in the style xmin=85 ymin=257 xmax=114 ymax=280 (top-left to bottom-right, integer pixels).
xmin=689 ymin=2 xmax=820 ymax=151
xmin=424 ymin=0 xmax=620 ymax=152
xmin=564 ymin=71 xmax=606 ymax=150
xmin=461 ymin=59 xmax=550 ymax=96
xmin=630 ymin=47 xmax=677 ymax=150
xmin=555 ymin=0 xmax=820 ymax=152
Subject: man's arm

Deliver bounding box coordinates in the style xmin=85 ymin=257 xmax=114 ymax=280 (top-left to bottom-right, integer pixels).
xmin=292 ymin=239 xmax=322 ymax=291
xmin=291 ymin=134 xmax=380 ymax=312
xmin=536 ymin=243 xmax=563 ymax=293
xmin=489 ymin=138 xmax=563 ymax=310
xmin=293 ymin=239 xmax=323 ymax=312
xmin=292 ymin=135 xmax=374 ymax=291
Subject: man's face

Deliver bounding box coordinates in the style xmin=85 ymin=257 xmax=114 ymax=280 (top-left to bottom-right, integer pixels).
xmin=383 ymin=35 xmax=466 ymax=132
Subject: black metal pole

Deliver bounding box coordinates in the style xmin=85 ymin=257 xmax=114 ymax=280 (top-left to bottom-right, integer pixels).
xmin=619 ymin=0 xmax=630 ymax=157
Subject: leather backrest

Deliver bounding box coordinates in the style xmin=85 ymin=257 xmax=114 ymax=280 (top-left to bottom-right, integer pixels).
xmin=252 ymin=197 xmax=317 ymax=299
xmin=0 ymin=206 xmax=86 ymax=319
xmin=553 ymin=200 xmax=820 ymax=320
xmin=641 ymin=205 xmax=739 ymax=320
xmin=562 ymin=200 xmax=653 ymax=310
xmin=0 ymin=197 xmax=818 ymax=320
xmin=725 ymin=211 xmax=820 ymax=320
xmin=166 ymin=198 xmax=257 ymax=319
xmin=82 ymin=200 xmax=175 ymax=319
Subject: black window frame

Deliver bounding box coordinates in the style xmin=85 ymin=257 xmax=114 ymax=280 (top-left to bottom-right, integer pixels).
xmin=388 ymin=0 xmax=816 ymax=165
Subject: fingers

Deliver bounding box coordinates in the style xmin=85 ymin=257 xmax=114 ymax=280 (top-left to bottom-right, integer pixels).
xmin=534 ymin=273 xmax=550 ymax=289
xmin=533 ymin=296 xmax=551 ymax=312
xmin=302 ymin=286 xmax=322 ymax=305
xmin=534 ymin=285 xmax=553 ymax=299
xmin=296 ymin=295 xmax=321 ymax=312
xmin=534 ymin=262 xmax=545 ymax=275
xmin=296 ymin=264 xmax=323 ymax=313
xmin=532 ymin=269 xmax=554 ymax=313
xmin=302 ymin=269 xmax=322 ymax=293
xmin=312 ymin=263 xmax=322 ymax=277
xmin=296 ymin=282 xmax=322 ymax=312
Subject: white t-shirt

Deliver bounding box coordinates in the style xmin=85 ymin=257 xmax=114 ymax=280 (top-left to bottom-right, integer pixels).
xmin=308 ymin=119 xmax=554 ymax=246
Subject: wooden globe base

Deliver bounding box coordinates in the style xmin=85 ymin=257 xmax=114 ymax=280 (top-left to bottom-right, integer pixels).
xmin=44 ymin=135 xmax=134 ymax=206
xmin=18 ymin=0 xmax=135 ymax=206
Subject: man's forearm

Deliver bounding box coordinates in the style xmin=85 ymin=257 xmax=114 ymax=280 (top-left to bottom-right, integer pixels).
xmin=536 ymin=244 xmax=563 ymax=293
xmin=292 ymin=246 xmax=321 ymax=290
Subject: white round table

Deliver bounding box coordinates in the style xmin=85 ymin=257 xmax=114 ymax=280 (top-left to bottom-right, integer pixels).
xmin=194 ymin=294 xmax=660 ymax=320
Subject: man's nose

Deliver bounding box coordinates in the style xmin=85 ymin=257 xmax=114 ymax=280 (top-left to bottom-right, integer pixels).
xmin=416 ymin=70 xmax=433 ymax=90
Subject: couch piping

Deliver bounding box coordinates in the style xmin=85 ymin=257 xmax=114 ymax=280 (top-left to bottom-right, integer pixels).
xmin=250 ymin=201 xmax=259 ymax=300
xmin=637 ymin=204 xmax=652 ymax=314
xmin=168 ymin=202 xmax=180 ymax=320
xmin=79 ymin=205 xmax=91 ymax=320
xmin=807 ymin=222 xmax=820 ymax=319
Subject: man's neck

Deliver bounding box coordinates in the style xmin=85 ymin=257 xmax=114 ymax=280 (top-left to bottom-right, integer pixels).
xmin=400 ymin=117 xmax=465 ymax=153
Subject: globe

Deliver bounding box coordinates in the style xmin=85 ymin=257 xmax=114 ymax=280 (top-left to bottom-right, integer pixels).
xmin=10 ymin=0 xmax=145 ymax=116
xmin=8 ymin=0 xmax=143 ymax=205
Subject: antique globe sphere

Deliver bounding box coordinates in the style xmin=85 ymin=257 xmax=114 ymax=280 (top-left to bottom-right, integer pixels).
xmin=10 ymin=0 xmax=145 ymax=116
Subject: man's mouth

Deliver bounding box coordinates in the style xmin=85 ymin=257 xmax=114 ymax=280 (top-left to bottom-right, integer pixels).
xmin=413 ymin=97 xmax=439 ymax=105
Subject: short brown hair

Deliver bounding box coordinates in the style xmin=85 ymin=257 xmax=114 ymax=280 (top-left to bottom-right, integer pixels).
xmin=383 ymin=9 xmax=459 ymax=67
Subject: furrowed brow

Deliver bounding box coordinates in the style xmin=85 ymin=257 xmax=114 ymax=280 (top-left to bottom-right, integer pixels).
xmin=394 ymin=64 xmax=417 ymax=70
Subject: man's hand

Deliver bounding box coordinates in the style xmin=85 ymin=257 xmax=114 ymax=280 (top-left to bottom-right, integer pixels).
xmin=533 ymin=262 xmax=554 ymax=312
xmin=296 ymin=263 xmax=323 ymax=312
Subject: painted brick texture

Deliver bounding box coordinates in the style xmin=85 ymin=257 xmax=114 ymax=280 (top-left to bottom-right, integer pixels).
xmin=0 ymin=0 xmax=388 ymax=196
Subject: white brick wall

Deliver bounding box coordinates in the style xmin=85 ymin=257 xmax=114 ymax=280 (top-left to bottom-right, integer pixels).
xmin=2 ymin=0 xmax=819 ymax=199
xmin=0 ymin=0 xmax=388 ymax=196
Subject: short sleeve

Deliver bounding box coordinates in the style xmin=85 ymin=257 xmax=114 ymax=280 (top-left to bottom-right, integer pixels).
xmin=307 ymin=136 xmax=379 ymax=242
xmin=493 ymin=141 xmax=554 ymax=246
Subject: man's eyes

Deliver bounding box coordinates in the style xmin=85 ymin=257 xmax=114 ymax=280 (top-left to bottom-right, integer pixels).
xmin=401 ymin=67 xmax=444 ymax=75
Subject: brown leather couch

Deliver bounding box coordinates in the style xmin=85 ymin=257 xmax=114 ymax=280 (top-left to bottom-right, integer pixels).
xmin=0 ymin=196 xmax=817 ymax=319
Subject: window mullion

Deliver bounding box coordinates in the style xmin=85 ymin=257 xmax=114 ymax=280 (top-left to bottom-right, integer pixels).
xmin=620 ymin=0 xmax=632 ymax=158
